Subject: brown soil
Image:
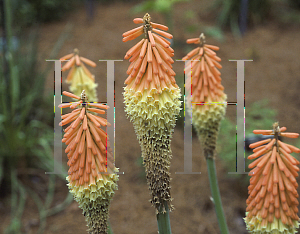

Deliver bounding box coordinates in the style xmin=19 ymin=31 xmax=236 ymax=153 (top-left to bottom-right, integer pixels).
xmin=1 ymin=1 xmax=300 ymax=234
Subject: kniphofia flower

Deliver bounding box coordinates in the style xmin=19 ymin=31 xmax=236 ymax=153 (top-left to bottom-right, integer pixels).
xmin=122 ymin=13 xmax=181 ymax=212
xmin=60 ymin=49 xmax=98 ymax=101
xmin=245 ymin=123 xmax=300 ymax=233
xmin=182 ymin=33 xmax=226 ymax=157
xmin=59 ymin=90 xmax=118 ymax=233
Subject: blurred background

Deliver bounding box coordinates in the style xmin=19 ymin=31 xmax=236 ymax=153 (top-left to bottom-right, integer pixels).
xmin=0 ymin=0 xmax=300 ymax=233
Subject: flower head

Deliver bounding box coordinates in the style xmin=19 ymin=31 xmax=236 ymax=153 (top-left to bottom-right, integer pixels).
xmin=122 ymin=13 xmax=181 ymax=212
xmin=60 ymin=49 xmax=98 ymax=101
xmin=182 ymin=33 xmax=226 ymax=157
xmin=245 ymin=122 xmax=300 ymax=233
xmin=59 ymin=90 xmax=118 ymax=233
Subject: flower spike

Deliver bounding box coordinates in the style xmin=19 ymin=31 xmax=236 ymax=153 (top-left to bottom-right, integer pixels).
xmin=182 ymin=33 xmax=226 ymax=157
xmin=60 ymin=90 xmax=118 ymax=233
xmin=60 ymin=49 xmax=98 ymax=102
xmin=123 ymin=13 xmax=181 ymax=214
xmin=245 ymin=122 xmax=300 ymax=234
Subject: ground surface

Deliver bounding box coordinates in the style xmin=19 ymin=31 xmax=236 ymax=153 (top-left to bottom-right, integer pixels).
xmin=1 ymin=1 xmax=300 ymax=233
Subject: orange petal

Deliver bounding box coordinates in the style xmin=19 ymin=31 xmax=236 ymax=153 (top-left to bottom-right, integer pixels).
xmin=62 ymin=57 xmax=75 ymax=71
xmin=83 ymin=115 xmax=88 ymax=130
xmin=78 ymin=131 xmax=86 ymax=154
xmin=123 ymin=25 xmax=143 ymax=38
xmin=87 ymin=108 xmax=105 ymax=115
xmin=133 ymin=18 xmax=143 ymax=24
xmin=75 ymin=54 xmax=81 ymax=66
xmin=280 ymin=132 xmax=299 ymax=138
xmin=80 ymin=56 xmax=96 ymax=67
xmin=125 ymin=39 xmax=145 ymax=59
xmin=139 ymin=39 xmax=148 ymax=58
xmin=63 ymin=91 xmax=81 ymax=100
xmin=153 ymin=28 xmax=173 ymax=39
xmin=265 ymin=138 xmax=276 ymax=151
xmin=88 ymin=103 xmax=109 ymax=109
xmin=75 ymin=125 xmax=84 ymax=144
xmin=60 ymin=53 xmax=74 ymax=60
xmin=147 ymin=42 xmax=153 ymax=62
xmin=151 ymin=22 xmax=168 ymax=31
xmin=122 ymin=28 xmax=143 ymax=42
xmin=270 ymin=146 xmax=277 ymax=164
xmin=278 ymin=140 xmax=292 ymax=153
xmin=204 ymin=44 xmax=220 ymax=51
xmin=186 ymin=38 xmax=200 ymax=44
xmin=148 ymin=30 xmax=156 ymax=47
xmin=152 ymin=33 xmax=169 ymax=48
xmin=253 ymin=130 xmax=273 ymax=135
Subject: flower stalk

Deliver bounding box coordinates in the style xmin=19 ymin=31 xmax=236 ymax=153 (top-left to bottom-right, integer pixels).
xmin=245 ymin=122 xmax=300 ymax=234
xmin=183 ymin=33 xmax=229 ymax=234
xmin=59 ymin=90 xmax=118 ymax=234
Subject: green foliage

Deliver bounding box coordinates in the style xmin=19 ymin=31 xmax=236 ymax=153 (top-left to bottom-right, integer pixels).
xmin=132 ymin=0 xmax=188 ymax=14
xmin=0 ymin=29 xmax=58 ymax=233
xmin=6 ymin=0 xmax=78 ymax=27
xmin=203 ymin=26 xmax=225 ymax=42
xmin=217 ymin=100 xmax=277 ymax=183
xmin=212 ymin=0 xmax=271 ymax=34
xmin=288 ymin=0 xmax=300 ymax=8
xmin=0 ymin=1 xmax=74 ymax=232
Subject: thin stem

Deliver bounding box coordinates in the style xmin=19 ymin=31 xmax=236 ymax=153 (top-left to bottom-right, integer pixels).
xmin=156 ymin=201 xmax=172 ymax=234
xmin=206 ymin=156 xmax=229 ymax=234
xmin=108 ymin=221 xmax=113 ymax=234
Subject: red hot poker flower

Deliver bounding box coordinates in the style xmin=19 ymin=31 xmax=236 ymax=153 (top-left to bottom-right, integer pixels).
xmin=245 ymin=122 xmax=300 ymax=234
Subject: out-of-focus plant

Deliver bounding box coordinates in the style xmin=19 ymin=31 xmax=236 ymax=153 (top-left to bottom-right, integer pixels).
xmin=218 ymin=99 xmax=277 ymax=183
xmin=272 ymin=0 xmax=300 ymax=25
xmin=0 ymin=0 xmax=73 ymax=233
xmin=60 ymin=49 xmax=98 ymax=102
xmin=2 ymin=0 xmax=78 ymax=27
xmin=212 ymin=0 xmax=271 ymax=35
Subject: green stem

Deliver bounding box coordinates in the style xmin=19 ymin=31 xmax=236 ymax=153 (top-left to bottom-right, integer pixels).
xmin=108 ymin=221 xmax=113 ymax=234
xmin=156 ymin=201 xmax=172 ymax=234
xmin=206 ymin=156 xmax=229 ymax=234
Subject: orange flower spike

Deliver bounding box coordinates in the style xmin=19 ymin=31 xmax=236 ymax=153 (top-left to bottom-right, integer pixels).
xmin=60 ymin=49 xmax=98 ymax=102
xmin=123 ymin=13 xmax=181 ymax=213
xmin=59 ymin=90 xmax=118 ymax=233
xmin=244 ymin=122 xmax=300 ymax=233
